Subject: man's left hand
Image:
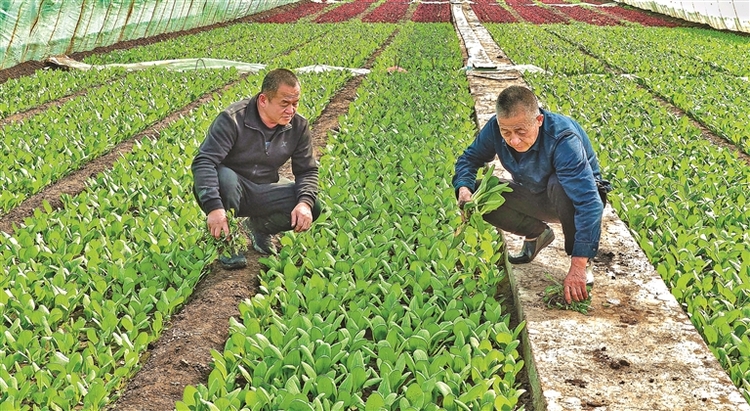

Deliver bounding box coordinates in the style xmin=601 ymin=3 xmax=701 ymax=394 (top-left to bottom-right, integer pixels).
xmin=564 ymin=256 xmax=589 ymax=304
xmin=291 ymin=203 xmax=313 ymax=233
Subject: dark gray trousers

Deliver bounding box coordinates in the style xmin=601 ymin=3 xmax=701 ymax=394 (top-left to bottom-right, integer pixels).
xmin=197 ymin=165 xmax=321 ymax=235
xmin=482 ymin=174 xmax=576 ymax=255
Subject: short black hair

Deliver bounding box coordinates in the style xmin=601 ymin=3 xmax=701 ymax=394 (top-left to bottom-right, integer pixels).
xmin=261 ymin=68 xmax=299 ymax=98
xmin=496 ymin=85 xmax=540 ymax=119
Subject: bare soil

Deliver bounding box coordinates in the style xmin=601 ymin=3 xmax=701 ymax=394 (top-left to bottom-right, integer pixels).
xmin=0 ymin=13 xmax=392 ymax=409
xmin=0 ymin=3 xmax=616 ymax=409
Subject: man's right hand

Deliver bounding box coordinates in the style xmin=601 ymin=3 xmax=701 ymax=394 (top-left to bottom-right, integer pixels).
xmin=457 ymin=186 xmax=473 ymax=209
xmin=207 ymin=209 xmax=230 ymax=239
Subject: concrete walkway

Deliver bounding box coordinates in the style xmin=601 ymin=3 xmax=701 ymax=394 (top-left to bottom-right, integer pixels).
xmin=450 ymin=3 xmax=750 ymax=410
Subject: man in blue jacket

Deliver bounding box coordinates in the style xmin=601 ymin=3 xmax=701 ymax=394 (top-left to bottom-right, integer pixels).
xmin=453 ymin=86 xmax=610 ymax=303
xmin=192 ymin=68 xmax=320 ymax=269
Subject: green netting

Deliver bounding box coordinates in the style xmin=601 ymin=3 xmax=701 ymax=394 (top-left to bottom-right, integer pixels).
xmin=0 ymin=0 xmax=300 ymax=70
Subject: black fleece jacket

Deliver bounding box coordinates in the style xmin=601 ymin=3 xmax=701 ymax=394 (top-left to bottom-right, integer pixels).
xmin=191 ymin=94 xmax=318 ymax=214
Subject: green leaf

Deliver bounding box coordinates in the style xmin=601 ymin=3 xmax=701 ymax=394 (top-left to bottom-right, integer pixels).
xmin=365 ymin=392 xmax=385 ymax=410
xmin=182 ymin=385 xmax=198 ymax=406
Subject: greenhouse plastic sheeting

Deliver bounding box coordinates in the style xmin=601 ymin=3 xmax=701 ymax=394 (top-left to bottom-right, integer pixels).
xmin=616 ymin=0 xmax=750 ymax=33
xmin=0 ymin=0 xmax=300 ymax=70
xmin=46 ymin=55 xmax=267 ymax=73
xmin=47 ymin=56 xmax=372 ymax=75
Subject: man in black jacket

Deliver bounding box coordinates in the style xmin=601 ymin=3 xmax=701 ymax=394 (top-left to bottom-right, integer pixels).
xmin=192 ymin=68 xmax=320 ymax=269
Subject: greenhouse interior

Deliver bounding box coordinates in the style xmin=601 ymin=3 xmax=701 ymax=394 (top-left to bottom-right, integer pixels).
xmin=1 ymin=0 xmax=750 ymax=410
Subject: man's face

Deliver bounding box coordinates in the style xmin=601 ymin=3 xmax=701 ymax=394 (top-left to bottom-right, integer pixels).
xmin=497 ymin=111 xmax=543 ymax=153
xmin=258 ymin=83 xmax=300 ymax=127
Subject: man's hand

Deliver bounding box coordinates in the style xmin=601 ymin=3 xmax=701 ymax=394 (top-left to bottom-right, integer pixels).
xmin=291 ymin=203 xmax=313 ymax=233
xmin=457 ymin=186 xmax=473 ymax=209
xmin=207 ymin=209 xmax=230 ymax=239
xmin=564 ymin=256 xmax=589 ymax=304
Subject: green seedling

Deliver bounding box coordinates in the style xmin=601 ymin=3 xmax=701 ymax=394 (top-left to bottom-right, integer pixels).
xmin=542 ymin=273 xmax=593 ymax=314
xmin=209 ymin=210 xmax=248 ymax=258
xmin=462 ymin=163 xmax=512 ymax=218
xmin=453 ymin=163 xmax=512 ymax=248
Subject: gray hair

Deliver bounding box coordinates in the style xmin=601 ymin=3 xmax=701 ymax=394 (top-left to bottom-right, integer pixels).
xmin=495 ymin=85 xmax=540 ymax=119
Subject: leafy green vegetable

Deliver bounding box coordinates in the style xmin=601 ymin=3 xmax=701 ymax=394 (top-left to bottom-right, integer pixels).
xmin=461 ymin=163 xmax=512 ymax=218
xmin=541 ymin=273 xmax=593 ymax=314
xmin=208 ymin=210 xmax=248 ymax=260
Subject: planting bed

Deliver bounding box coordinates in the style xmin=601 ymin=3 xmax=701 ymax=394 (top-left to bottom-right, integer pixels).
xmin=1 ymin=0 xmax=749 ymax=409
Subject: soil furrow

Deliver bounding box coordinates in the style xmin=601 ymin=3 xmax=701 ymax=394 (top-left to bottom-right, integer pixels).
xmin=110 ymin=29 xmax=397 ymax=410
xmin=545 ymin=28 xmax=750 ymax=167
xmin=0 ymin=74 xmax=248 ymax=235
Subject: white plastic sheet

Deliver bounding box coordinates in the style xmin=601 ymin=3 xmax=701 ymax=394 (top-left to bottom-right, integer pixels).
xmin=0 ymin=0 xmax=301 ymax=70
xmin=46 ymin=55 xmax=267 ymax=73
xmin=616 ymin=0 xmax=750 ymax=33
xmin=46 ymin=56 xmax=370 ymax=76
xmin=296 ymin=64 xmax=370 ymax=75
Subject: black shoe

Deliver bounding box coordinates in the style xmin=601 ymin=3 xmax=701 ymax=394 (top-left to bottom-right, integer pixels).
xmin=219 ymin=253 xmax=247 ymax=269
xmin=245 ymin=218 xmax=277 ymax=255
xmin=251 ymin=230 xmax=277 ymax=255
xmin=509 ymin=227 xmax=555 ymax=264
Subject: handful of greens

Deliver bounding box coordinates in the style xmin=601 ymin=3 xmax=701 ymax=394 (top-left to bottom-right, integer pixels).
xmin=209 ymin=210 xmax=249 ymax=259
xmin=452 ymin=164 xmax=512 ymax=248
xmin=461 ymin=164 xmax=512 ymax=221
xmin=542 ymin=273 xmax=593 ymax=314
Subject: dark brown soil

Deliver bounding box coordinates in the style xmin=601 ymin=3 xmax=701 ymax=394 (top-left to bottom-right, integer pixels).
xmin=0 ymin=4 xmax=541 ymax=410
xmin=109 ymin=34 xmax=389 ymax=411
xmin=0 ymin=4 xmax=389 ymax=410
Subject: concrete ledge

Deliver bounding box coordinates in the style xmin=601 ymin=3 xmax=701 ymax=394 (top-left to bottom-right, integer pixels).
xmin=506 ymin=208 xmax=750 ymax=411
xmin=452 ymin=4 xmax=750 ymax=410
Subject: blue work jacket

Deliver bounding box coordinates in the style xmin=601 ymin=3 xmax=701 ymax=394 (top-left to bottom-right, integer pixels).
xmin=453 ymin=109 xmax=605 ymax=258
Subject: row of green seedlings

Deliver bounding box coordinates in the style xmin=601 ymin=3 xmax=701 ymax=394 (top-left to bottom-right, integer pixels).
xmin=85 ymin=22 xmax=397 ymax=67
xmin=484 ymin=23 xmax=607 ymax=75
xmin=487 ymin=23 xmax=750 ymax=155
xmin=0 ymin=68 xmax=238 ymax=215
xmin=0 ymin=22 xmax=333 ymax=119
xmin=0 ymin=70 xmax=356 ymax=409
xmin=0 ymin=68 xmax=126 ymax=118
xmin=642 ymin=72 xmax=750 ymax=154
xmin=86 ymin=22 xmax=340 ymax=65
xmin=0 ymin=22 xmax=396 ymax=217
xmin=175 ymin=23 xmax=525 ymax=411
xmin=543 ymin=24 xmax=750 ymax=155
xmin=270 ymin=23 xmax=395 ymax=69
xmin=525 ymin=71 xmax=750 ymax=403
xmin=544 ymin=24 xmax=749 ymax=77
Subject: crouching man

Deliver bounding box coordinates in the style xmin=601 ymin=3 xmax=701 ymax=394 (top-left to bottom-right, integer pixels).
xmin=192 ymin=68 xmax=321 ymax=269
xmin=452 ymin=86 xmax=610 ymax=303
